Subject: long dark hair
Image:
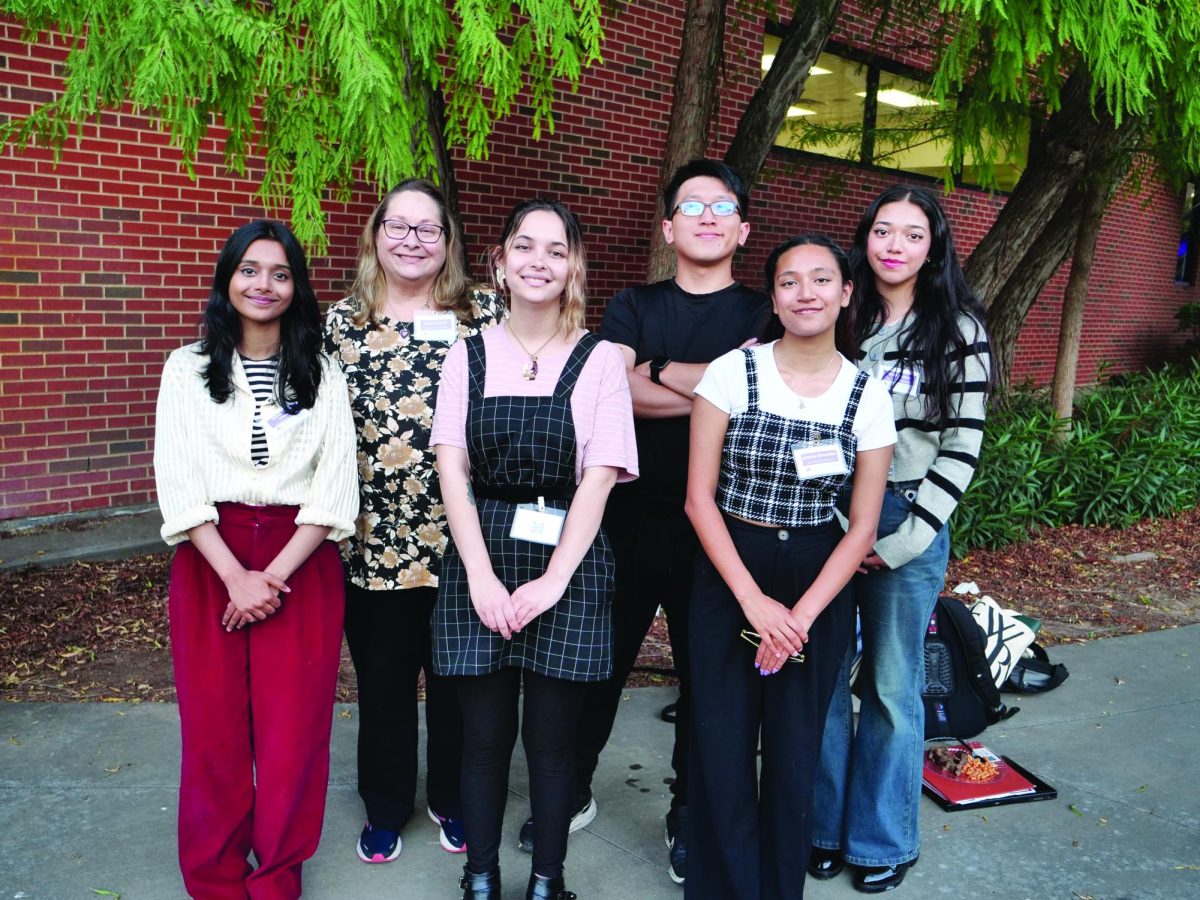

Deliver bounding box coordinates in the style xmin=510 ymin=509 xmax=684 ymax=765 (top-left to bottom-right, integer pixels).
xmin=760 ymin=233 xmax=854 ymax=349
xmin=200 ymin=220 xmax=324 ymax=409
xmin=850 ymin=185 xmax=992 ymax=426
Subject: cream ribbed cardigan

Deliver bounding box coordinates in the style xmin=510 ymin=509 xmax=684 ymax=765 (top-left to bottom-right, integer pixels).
xmin=153 ymin=342 xmax=359 ymax=546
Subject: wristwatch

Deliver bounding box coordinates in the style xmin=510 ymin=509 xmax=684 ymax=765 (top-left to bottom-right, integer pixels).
xmin=650 ymin=356 xmax=671 ymax=385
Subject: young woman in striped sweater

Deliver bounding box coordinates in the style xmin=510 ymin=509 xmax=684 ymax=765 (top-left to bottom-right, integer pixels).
xmin=808 ymin=186 xmax=992 ymax=894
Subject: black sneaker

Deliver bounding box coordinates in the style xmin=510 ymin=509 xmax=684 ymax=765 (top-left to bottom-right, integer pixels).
xmin=517 ymin=792 xmax=597 ymax=852
xmin=665 ymin=806 xmax=687 ymax=885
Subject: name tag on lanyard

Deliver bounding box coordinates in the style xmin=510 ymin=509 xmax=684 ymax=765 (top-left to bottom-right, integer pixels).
xmin=791 ymin=440 xmax=848 ymax=479
xmin=510 ymin=496 xmax=567 ymax=546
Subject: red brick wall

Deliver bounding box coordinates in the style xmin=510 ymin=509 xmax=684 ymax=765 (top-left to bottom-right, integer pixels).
xmin=1 ymin=3 xmax=1195 ymax=521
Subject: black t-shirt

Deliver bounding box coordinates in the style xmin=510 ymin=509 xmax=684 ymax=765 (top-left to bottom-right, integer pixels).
xmin=599 ymin=278 xmax=771 ymax=500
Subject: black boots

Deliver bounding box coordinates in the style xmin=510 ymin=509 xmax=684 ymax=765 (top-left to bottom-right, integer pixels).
xmin=460 ymin=865 xmax=501 ymax=900
xmin=527 ymin=871 xmax=577 ymax=900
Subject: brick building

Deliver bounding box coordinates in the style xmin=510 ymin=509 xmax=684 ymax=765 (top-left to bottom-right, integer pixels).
xmin=1 ymin=3 xmax=1195 ymax=522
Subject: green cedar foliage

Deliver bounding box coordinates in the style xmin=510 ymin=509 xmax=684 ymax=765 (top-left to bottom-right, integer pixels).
xmin=0 ymin=0 xmax=604 ymax=252
xmin=954 ymin=363 xmax=1200 ymax=553
xmin=933 ymin=0 xmax=1200 ymax=189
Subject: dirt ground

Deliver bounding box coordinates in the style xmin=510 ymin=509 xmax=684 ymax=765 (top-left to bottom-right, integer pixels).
xmin=1 ymin=507 xmax=1197 ymax=704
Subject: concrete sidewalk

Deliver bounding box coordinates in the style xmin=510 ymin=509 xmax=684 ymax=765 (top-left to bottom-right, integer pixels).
xmin=0 ymin=507 xmax=163 ymax=571
xmin=2 ymin=626 xmax=1198 ymax=899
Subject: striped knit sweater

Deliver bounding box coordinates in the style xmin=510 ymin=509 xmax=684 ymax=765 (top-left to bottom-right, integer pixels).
xmin=856 ymin=313 xmax=990 ymax=569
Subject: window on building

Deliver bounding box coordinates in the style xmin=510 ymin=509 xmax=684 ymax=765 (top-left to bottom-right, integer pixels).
xmin=763 ymin=35 xmax=1027 ymax=191
xmin=1176 ymin=180 xmax=1200 ymax=285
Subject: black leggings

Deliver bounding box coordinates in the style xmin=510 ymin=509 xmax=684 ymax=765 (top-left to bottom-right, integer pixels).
xmin=455 ymin=668 xmax=587 ymax=878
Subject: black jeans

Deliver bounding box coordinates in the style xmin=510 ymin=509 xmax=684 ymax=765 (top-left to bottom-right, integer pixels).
xmin=456 ymin=668 xmax=587 ymax=878
xmin=343 ymin=583 xmax=463 ymax=830
xmin=574 ymin=494 xmax=694 ymax=810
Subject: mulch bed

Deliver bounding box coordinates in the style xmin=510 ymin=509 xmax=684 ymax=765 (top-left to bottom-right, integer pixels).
xmin=2 ymin=508 xmax=1196 ymax=703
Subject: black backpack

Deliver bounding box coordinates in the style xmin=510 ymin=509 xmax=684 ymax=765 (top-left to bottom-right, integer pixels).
xmin=923 ymin=596 xmax=1018 ymax=739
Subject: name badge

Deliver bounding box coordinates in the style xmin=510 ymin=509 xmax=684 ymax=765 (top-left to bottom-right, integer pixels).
xmin=263 ymin=405 xmax=311 ymax=435
xmin=413 ymin=310 xmax=458 ymax=342
xmin=877 ymin=362 xmax=921 ymax=397
xmin=792 ymin=441 xmax=848 ymax=479
xmin=509 ymin=498 xmax=567 ymax=546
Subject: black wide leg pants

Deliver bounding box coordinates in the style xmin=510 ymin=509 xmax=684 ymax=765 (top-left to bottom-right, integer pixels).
xmin=687 ymin=518 xmax=854 ymax=900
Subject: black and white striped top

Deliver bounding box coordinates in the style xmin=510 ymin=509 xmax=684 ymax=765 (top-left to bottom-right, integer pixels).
xmin=240 ymin=355 xmax=279 ymax=467
xmin=856 ymin=313 xmax=990 ymax=569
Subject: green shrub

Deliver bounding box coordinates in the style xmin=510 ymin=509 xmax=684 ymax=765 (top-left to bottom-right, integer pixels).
xmin=953 ymin=362 xmax=1200 ymax=554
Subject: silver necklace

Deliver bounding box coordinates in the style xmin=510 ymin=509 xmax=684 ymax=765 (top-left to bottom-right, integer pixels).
xmin=388 ymin=298 xmax=430 ymax=340
xmin=784 ymin=352 xmax=839 ymax=409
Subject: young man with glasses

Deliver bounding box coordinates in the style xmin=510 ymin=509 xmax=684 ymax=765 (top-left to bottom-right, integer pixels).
xmin=515 ymin=159 xmax=770 ymax=886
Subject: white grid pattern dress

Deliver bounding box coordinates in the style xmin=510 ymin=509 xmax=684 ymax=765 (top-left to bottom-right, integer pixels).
xmin=433 ymin=332 xmax=614 ymax=681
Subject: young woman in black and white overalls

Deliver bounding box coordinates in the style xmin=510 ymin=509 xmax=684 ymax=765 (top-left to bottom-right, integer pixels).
xmin=684 ymin=235 xmax=896 ymax=900
xmin=431 ymin=199 xmax=637 ymax=900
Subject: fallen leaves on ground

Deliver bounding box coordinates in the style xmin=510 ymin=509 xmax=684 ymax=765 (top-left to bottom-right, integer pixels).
xmin=1 ymin=507 xmax=1197 ymax=702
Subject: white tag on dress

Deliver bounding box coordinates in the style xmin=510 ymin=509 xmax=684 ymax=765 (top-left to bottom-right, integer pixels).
xmin=262 ymin=405 xmax=311 ymax=435
xmin=413 ymin=310 xmax=458 ymax=342
xmin=510 ymin=501 xmax=566 ymax=546
xmin=877 ymin=362 xmax=921 ymax=397
xmin=791 ymin=441 xmax=848 ymax=479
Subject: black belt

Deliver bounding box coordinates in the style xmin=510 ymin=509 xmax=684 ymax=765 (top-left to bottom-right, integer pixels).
xmin=471 ymin=483 xmax=576 ymax=503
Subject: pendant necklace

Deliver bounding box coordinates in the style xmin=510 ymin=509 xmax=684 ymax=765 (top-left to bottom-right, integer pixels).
xmin=507 ymin=323 xmax=557 ymax=380
xmin=787 ymin=352 xmax=839 ymax=410
xmin=389 ymin=299 xmax=430 ymax=340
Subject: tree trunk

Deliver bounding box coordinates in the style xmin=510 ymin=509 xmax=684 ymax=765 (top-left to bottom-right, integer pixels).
xmin=423 ymin=83 xmax=469 ymax=274
xmin=647 ymin=0 xmax=727 ymax=282
xmin=723 ymin=0 xmax=842 ymax=191
xmin=985 ymin=187 xmax=1084 ymax=392
xmin=965 ymin=70 xmax=1096 ymax=307
xmin=975 ymin=71 xmax=1141 ymax=389
xmin=1049 ymin=176 xmax=1108 ymax=438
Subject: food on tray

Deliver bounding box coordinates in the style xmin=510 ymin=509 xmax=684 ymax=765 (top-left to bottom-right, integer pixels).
xmin=927 ymin=745 xmax=999 ymax=782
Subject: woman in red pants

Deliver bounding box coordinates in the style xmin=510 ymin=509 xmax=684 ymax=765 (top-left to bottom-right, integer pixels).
xmin=154 ymin=220 xmax=358 ymax=899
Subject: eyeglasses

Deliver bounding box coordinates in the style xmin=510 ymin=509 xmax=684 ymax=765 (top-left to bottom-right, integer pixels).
xmin=673 ymin=200 xmax=740 ymax=218
xmin=739 ymin=629 xmax=805 ymax=663
xmin=380 ymin=220 xmax=445 ymax=243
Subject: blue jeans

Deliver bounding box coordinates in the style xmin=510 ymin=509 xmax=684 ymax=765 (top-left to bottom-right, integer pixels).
xmin=810 ymin=488 xmax=950 ymax=866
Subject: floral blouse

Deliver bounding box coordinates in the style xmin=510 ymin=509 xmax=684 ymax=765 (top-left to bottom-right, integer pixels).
xmin=324 ymin=289 xmax=504 ymax=590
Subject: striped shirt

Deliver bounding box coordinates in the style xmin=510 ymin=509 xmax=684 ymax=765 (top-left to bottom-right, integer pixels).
xmin=240 ymin=355 xmax=278 ymax=467
xmin=856 ymin=313 xmax=989 ymax=569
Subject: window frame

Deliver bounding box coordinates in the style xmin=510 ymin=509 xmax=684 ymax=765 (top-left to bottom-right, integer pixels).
xmin=764 ymin=33 xmax=1024 ymax=194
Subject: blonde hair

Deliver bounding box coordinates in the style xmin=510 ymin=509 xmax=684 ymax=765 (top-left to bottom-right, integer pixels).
xmin=349 ymin=179 xmax=479 ymax=328
xmin=491 ymin=198 xmax=587 ymax=336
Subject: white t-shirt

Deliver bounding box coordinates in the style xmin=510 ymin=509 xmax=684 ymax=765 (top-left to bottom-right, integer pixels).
xmin=695 ymin=343 xmax=897 ymax=452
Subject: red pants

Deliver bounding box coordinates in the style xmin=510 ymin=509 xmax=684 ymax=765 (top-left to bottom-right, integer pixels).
xmin=168 ymin=503 xmax=345 ymax=900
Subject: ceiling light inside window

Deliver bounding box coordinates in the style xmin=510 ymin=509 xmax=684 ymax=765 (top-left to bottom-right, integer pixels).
xmin=855 ymin=89 xmax=938 ymax=108
xmin=787 ymin=106 xmax=816 ymax=117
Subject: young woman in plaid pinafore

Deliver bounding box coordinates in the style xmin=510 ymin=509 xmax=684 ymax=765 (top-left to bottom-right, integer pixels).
xmin=684 ymin=236 xmax=896 ymax=900
xmin=430 ymin=199 xmax=637 ymax=900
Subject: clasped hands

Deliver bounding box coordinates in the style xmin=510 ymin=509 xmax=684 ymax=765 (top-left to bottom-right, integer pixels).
xmin=468 ymin=571 xmax=568 ymax=640
xmin=220 ymin=567 xmax=290 ymax=632
xmin=740 ymin=591 xmax=815 ymax=676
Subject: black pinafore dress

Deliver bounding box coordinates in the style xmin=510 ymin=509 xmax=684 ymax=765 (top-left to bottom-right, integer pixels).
xmin=432 ymin=332 xmax=614 ymax=682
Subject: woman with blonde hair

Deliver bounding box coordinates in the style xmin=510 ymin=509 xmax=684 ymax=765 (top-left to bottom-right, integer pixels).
xmin=324 ymin=179 xmax=503 ymax=863
xmin=431 ymin=198 xmax=637 ymax=900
